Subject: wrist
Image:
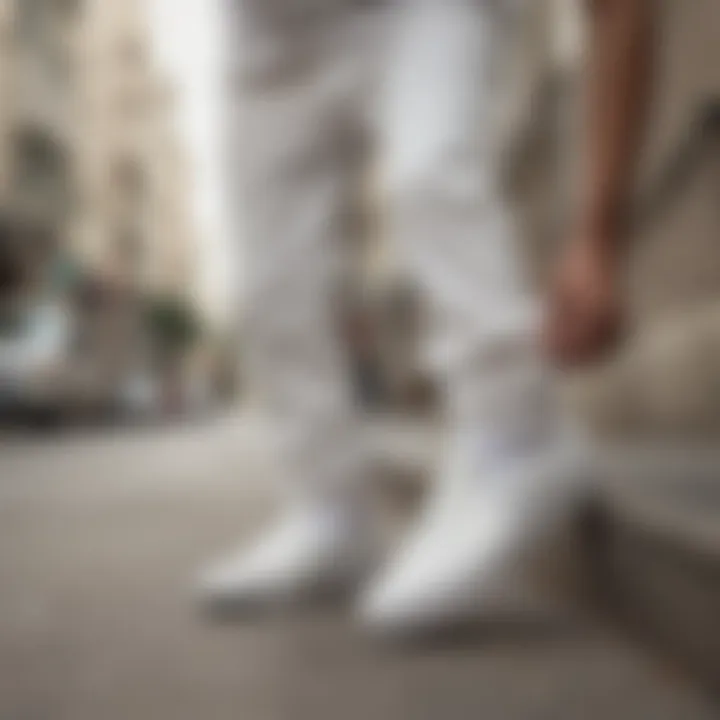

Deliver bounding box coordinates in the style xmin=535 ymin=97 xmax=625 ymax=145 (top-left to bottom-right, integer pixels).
xmin=576 ymin=195 xmax=631 ymax=242
xmin=575 ymin=209 xmax=628 ymax=263
xmin=566 ymin=221 xmax=624 ymax=283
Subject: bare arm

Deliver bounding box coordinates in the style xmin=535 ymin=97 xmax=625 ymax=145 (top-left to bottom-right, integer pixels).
xmin=546 ymin=0 xmax=656 ymax=366
xmin=580 ymin=0 xmax=655 ymax=242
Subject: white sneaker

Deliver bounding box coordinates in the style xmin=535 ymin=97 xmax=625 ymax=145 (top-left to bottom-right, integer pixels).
xmin=198 ymin=499 xmax=373 ymax=613
xmin=358 ymin=424 xmax=587 ymax=636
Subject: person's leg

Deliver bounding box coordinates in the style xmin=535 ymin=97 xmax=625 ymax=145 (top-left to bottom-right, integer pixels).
xmin=361 ymin=0 xmax=585 ymax=633
xmin=199 ymin=3 xmax=377 ymax=609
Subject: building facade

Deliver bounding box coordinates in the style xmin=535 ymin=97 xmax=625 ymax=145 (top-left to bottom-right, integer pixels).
xmin=0 ymin=0 xmax=197 ymax=301
xmin=0 ymin=0 xmax=204 ymax=414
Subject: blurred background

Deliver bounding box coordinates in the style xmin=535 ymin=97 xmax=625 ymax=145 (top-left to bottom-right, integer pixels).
xmin=0 ymin=0 xmax=236 ymax=427
xmin=1 ymin=1 xmax=720 ymax=719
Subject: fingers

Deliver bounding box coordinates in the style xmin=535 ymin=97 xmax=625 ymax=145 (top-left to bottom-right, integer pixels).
xmin=544 ymin=290 xmax=623 ymax=368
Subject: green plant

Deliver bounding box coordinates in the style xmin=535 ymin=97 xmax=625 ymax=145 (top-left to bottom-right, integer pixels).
xmin=144 ymin=295 xmax=203 ymax=360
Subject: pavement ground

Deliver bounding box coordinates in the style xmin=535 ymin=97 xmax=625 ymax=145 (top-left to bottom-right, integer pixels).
xmin=0 ymin=413 xmax=716 ymax=720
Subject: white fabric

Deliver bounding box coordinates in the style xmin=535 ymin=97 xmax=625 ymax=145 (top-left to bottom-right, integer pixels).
xmin=230 ymin=0 xmax=553 ymax=495
xmin=359 ymin=418 xmax=588 ymax=633
xmin=199 ymin=499 xmax=374 ymax=607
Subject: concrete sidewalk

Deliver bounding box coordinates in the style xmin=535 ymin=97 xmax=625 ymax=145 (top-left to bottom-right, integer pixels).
xmin=0 ymin=416 xmax=716 ymax=720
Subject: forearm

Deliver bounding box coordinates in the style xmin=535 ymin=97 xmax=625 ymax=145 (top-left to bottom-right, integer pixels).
xmin=579 ymin=0 xmax=656 ymax=246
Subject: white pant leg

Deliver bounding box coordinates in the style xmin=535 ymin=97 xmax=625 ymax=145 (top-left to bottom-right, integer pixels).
xmin=231 ymin=5 xmax=372 ymax=498
xmin=378 ymin=0 xmax=550 ymax=432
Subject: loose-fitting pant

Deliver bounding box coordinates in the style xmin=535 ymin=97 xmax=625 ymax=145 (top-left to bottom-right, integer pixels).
xmin=231 ymin=0 xmax=546 ymax=497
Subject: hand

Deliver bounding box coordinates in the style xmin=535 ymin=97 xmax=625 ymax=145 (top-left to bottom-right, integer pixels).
xmin=544 ymin=234 xmax=625 ymax=368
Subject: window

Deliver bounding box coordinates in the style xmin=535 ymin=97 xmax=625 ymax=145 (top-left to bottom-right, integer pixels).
xmin=13 ymin=129 xmax=69 ymax=218
xmin=17 ymin=0 xmax=46 ymax=41
xmin=0 ymin=221 xmax=25 ymax=300
xmin=18 ymin=0 xmax=79 ymax=38
xmin=15 ymin=130 xmax=65 ymax=189
xmin=58 ymin=0 xmax=81 ymax=22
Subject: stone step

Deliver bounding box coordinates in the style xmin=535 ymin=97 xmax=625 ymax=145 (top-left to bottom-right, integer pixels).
xmin=569 ymin=303 xmax=720 ymax=438
xmin=372 ymin=426 xmax=720 ymax=691
xmin=584 ymin=452 xmax=720 ymax=692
